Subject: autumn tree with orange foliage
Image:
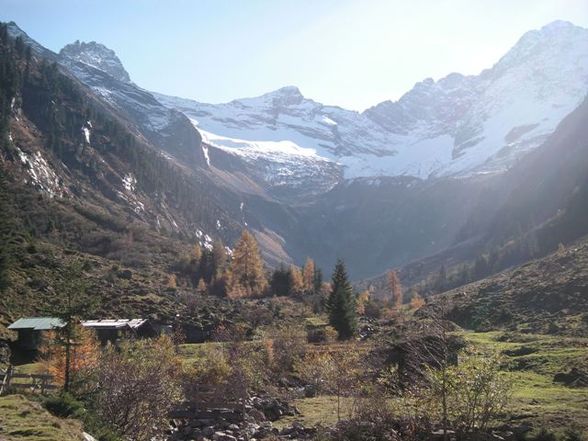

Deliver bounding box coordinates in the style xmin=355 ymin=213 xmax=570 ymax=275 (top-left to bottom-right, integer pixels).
xmin=289 ymin=265 xmax=305 ymax=296
xmin=387 ymin=270 xmax=403 ymax=309
xmin=356 ymin=289 xmax=370 ymax=315
xmin=410 ymin=292 xmax=426 ymax=310
xmin=302 ymin=258 xmax=315 ymax=292
xmin=42 ymin=325 xmax=100 ymax=389
xmin=49 ymin=260 xmax=98 ymax=392
xmin=227 ymin=230 xmax=267 ymax=298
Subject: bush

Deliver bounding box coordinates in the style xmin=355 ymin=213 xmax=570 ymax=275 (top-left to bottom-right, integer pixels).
xmin=563 ymin=428 xmax=585 ymax=441
xmin=307 ymin=325 xmax=338 ymax=343
xmin=44 ymin=392 xmax=85 ymax=418
xmin=44 ymin=393 xmax=122 ymax=441
xmin=530 ymin=428 xmax=557 ymax=441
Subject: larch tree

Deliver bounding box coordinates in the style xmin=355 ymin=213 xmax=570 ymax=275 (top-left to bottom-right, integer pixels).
xmin=211 ymin=239 xmax=227 ymax=279
xmin=387 ymin=270 xmax=403 ymax=309
xmin=289 ymin=265 xmax=305 ymax=296
xmin=302 ymin=257 xmax=315 ymax=292
xmin=327 ymin=259 xmax=357 ymax=340
xmin=192 ymin=242 xmax=202 ymax=265
xmin=42 ymin=325 xmax=100 ymax=389
xmin=49 ymin=260 xmax=98 ymax=392
xmin=356 ymin=289 xmax=370 ymax=315
xmin=227 ymin=230 xmax=267 ymax=298
xmin=196 ymin=278 xmax=208 ymax=296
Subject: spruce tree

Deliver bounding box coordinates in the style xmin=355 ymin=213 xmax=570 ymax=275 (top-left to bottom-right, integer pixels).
xmin=270 ymin=264 xmax=292 ymax=296
xmin=327 ymin=259 xmax=357 ymax=340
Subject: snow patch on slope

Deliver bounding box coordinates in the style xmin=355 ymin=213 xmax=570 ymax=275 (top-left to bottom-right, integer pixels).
xmin=16 ymin=147 xmax=67 ymax=198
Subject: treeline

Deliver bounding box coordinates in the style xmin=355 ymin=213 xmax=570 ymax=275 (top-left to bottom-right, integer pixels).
xmin=408 ymin=230 xmax=566 ymax=298
xmin=174 ymin=230 xmax=365 ymax=340
xmin=174 ymin=230 xmax=327 ymax=300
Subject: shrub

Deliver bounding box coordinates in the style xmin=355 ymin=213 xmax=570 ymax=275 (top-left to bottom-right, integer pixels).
xmin=307 ymin=325 xmax=338 ymax=343
xmin=530 ymin=428 xmax=557 ymax=441
xmin=563 ymin=428 xmax=585 ymax=441
xmin=44 ymin=392 xmax=84 ymax=418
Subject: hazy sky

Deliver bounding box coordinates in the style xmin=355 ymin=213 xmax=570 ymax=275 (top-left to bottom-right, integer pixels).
xmin=2 ymin=0 xmax=587 ymax=110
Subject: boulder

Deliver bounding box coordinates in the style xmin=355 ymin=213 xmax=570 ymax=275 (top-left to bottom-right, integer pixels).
xmin=553 ymin=368 xmax=588 ymax=387
xmin=212 ymin=432 xmax=237 ymax=441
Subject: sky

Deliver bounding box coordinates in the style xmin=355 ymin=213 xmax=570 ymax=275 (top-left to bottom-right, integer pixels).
xmin=1 ymin=0 xmax=588 ymax=111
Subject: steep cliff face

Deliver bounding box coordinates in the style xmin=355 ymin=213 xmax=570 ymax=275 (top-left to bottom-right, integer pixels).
xmin=59 ymin=40 xmax=131 ymax=83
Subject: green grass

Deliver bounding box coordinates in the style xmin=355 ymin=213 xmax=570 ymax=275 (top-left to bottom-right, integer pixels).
xmin=0 ymin=395 xmax=84 ymax=441
xmin=277 ymin=331 xmax=588 ymax=432
xmin=274 ymin=395 xmax=355 ymax=429
xmin=463 ymin=331 xmax=588 ymax=431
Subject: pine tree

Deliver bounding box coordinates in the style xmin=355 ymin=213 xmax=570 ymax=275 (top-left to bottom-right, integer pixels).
xmin=327 ymin=259 xmax=357 ymax=340
xmin=227 ymin=230 xmax=267 ymax=298
xmin=302 ymin=257 xmax=315 ymax=292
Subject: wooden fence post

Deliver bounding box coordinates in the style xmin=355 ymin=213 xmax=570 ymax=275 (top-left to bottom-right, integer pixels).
xmin=0 ymin=365 xmax=13 ymax=395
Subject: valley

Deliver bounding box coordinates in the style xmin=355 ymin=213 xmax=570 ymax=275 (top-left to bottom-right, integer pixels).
xmin=0 ymin=10 xmax=588 ymax=441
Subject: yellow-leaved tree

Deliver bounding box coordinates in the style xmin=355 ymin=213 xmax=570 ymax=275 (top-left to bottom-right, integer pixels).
xmin=302 ymin=257 xmax=315 ymax=292
xmin=289 ymin=265 xmax=305 ymax=296
xmin=42 ymin=324 xmax=100 ymax=389
xmin=227 ymin=230 xmax=267 ymax=298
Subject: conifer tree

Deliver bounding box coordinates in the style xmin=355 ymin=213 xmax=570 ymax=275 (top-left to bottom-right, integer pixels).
xmin=302 ymin=257 xmax=315 ymax=292
xmin=270 ymin=264 xmax=292 ymax=296
xmin=327 ymin=259 xmax=357 ymax=340
xmin=227 ymin=230 xmax=267 ymax=298
xmin=0 ymin=174 xmax=14 ymax=293
xmin=313 ymin=267 xmax=323 ymax=293
xmin=50 ymin=260 xmax=98 ymax=392
xmin=289 ymin=265 xmax=305 ymax=296
xmin=192 ymin=242 xmax=202 ymax=265
xmin=196 ymin=278 xmax=208 ymax=296
xmin=211 ymin=239 xmax=227 ymax=279
xmin=387 ymin=270 xmax=403 ymax=309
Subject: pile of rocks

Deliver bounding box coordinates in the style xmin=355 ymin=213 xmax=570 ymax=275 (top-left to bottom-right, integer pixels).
xmin=169 ymin=395 xmax=313 ymax=440
xmin=248 ymin=396 xmax=298 ymax=421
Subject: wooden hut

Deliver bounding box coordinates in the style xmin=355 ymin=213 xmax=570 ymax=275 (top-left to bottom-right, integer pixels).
xmin=8 ymin=317 xmax=65 ymax=352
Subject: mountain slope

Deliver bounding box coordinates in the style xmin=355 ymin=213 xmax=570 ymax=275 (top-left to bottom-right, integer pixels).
xmin=438 ymin=237 xmax=588 ymax=336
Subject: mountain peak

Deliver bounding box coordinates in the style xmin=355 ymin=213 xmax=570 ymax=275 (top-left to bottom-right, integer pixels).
xmin=274 ymin=85 xmax=302 ymax=96
xmin=540 ymin=20 xmax=579 ymax=32
xmin=59 ymin=40 xmax=131 ymax=83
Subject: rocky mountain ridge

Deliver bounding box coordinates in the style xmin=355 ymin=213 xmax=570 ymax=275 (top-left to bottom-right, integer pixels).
xmin=156 ymin=21 xmax=588 ymax=189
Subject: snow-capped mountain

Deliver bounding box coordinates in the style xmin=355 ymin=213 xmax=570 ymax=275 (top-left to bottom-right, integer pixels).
xmin=59 ymin=40 xmax=131 ymax=83
xmin=54 ymin=38 xmax=206 ymax=168
xmin=156 ymin=20 xmax=588 ymax=184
